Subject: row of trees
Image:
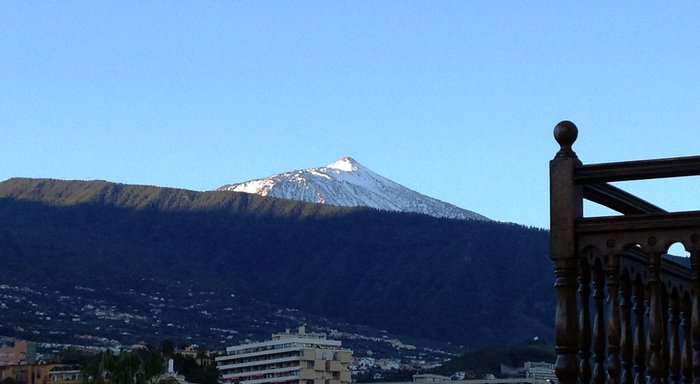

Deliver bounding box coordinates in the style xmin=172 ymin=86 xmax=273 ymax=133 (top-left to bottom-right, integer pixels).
xmin=82 ymin=348 xmax=164 ymax=384
xmin=57 ymin=341 xmax=219 ymax=384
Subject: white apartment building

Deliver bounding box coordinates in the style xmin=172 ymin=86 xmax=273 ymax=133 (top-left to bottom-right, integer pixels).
xmin=523 ymin=361 xmax=556 ymax=383
xmin=216 ymin=327 xmax=352 ymax=384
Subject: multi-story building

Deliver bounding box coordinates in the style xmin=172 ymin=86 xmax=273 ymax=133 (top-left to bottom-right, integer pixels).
xmin=0 ymin=340 xmax=37 ymax=366
xmin=523 ymin=361 xmax=556 ymax=383
xmin=0 ymin=340 xmax=40 ymax=384
xmin=0 ymin=364 xmax=83 ymax=384
xmin=216 ymin=327 xmax=352 ymax=384
xmin=0 ymin=339 xmax=82 ymax=384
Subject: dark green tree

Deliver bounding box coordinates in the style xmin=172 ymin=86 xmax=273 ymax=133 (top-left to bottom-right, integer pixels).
xmin=161 ymin=340 xmax=175 ymax=358
xmin=195 ymin=345 xmax=208 ymax=366
xmin=142 ymin=349 xmax=165 ymax=384
xmin=60 ymin=346 xmax=84 ymax=364
xmin=172 ymin=353 xmax=219 ymax=384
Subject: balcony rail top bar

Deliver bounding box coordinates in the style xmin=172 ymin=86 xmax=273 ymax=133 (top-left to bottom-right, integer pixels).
xmin=549 ymin=120 xmax=700 ymax=384
xmin=575 ymin=155 xmax=700 ymax=184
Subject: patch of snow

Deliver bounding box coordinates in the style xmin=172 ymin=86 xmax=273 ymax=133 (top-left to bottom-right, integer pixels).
xmin=327 ymin=157 xmax=358 ymax=172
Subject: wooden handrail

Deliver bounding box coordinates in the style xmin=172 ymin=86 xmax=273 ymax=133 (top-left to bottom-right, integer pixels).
xmin=574 ymin=155 xmax=700 ymax=184
xmin=582 ymin=183 xmax=666 ymax=215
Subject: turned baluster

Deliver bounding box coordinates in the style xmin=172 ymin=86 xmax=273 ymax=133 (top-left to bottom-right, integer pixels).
xmin=580 ymin=261 xmax=592 ymax=384
xmin=593 ymin=264 xmax=607 ymax=384
xmin=634 ymin=278 xmax=647 ymax=384
xmin=682 ymin=297 xmax=692 ymax=384
xmin=620 ymin=274 xmax=634 ymax=384
xmin=671 ymin=293 xmax=682 ymax=384
xmin=648 ymin=251 xmax=665 ymax=384
xmin=608 ymin=253 xmax=622 ymax=384
xmin=663 ymin=288 xmax=670 ymax=381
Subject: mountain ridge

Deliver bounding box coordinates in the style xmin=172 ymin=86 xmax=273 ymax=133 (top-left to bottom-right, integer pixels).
xmin=0 ymin=177 xmax=362 ymax=217
xmin=217 ymin=157 xmax=489 ymax=221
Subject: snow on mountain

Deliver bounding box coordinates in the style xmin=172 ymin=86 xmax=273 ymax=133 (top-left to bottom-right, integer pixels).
xmin=217 ymin=157 xmax=489 ymax=221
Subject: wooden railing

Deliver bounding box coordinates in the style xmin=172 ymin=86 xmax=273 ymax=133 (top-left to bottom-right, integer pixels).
xmin=549 ymin=121 xmax=700 ymax=384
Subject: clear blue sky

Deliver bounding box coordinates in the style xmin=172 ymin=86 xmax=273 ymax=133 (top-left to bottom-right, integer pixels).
xmin=2 ymin=2 xmax=699 ymax=229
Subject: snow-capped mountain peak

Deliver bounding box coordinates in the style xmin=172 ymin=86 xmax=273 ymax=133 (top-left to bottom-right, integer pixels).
xmin=217 ymin=157 xmax=489 ymax=221
xmin=327 ymin=156 xmax=359 ymax=172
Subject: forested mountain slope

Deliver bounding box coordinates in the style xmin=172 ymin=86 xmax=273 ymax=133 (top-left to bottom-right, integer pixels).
xmin=0 ymin=178 xmax=554 ymax=347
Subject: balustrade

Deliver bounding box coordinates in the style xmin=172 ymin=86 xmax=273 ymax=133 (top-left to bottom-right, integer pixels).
xmin=550 ymin=121 xmax=700 ymax=384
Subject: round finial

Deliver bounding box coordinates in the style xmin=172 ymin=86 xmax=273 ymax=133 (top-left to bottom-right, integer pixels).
xmin=554 ymin=120 xmax=578 ymax=151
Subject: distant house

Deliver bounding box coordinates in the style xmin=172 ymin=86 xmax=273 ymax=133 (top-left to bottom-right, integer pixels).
xmin=175 ymin=345 xmax=213 ymax=367
xmin=47 ymin=365 xmax=83 ymax=384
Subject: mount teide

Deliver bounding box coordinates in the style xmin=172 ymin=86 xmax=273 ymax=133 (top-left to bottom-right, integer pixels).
xmin=0 ymin=177 xmax=552 ymax=349
xmin=218 ymin=157 xmax=489 ymax=221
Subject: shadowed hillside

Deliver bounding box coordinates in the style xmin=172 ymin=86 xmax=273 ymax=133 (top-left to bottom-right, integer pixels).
xmin=0 ymin=178 xmax=554 ymax=347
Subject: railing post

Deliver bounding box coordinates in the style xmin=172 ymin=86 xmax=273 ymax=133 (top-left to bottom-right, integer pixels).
xmin=550 ymin=121 xmax=583 ymax=384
